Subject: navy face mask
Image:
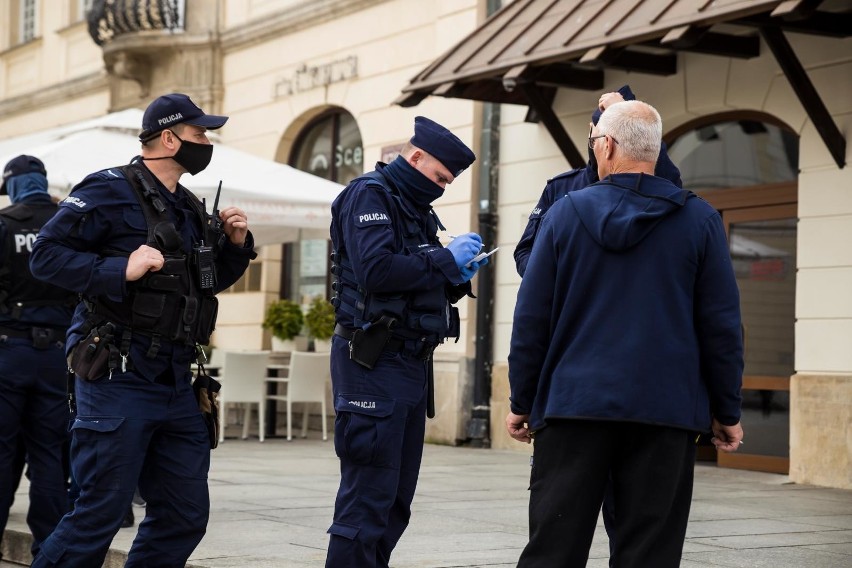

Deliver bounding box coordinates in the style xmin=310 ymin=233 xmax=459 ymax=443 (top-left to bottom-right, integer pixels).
xmin=382 ymin=155 xmax=444 ymax=209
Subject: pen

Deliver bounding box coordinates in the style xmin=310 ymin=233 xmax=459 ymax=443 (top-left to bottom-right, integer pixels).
xmin=447 ymin=234 xmax=484 ymax=247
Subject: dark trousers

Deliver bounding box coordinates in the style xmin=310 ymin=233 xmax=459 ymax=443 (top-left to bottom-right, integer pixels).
xmin=31 ymin=368 xmax=210 ymax=568
xmin=326 ymin=336 xmax=428 ymax=568
xmin=0 ymin=337 xmax=70 ymax=558
xmin=518 ymin=420 xmax=696 ymax=568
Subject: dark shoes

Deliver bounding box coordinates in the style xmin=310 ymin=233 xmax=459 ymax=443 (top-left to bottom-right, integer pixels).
xmin=121 ymin=506 xmax=134 ymax=528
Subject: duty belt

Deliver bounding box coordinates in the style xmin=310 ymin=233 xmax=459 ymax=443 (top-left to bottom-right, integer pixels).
xmin=0 ymin=325 xmax=64 ymax=348
xmin=334 ymin=323 xmax=431 ymax=360
xmin=0 ymin=326 xmax=32 ymax=339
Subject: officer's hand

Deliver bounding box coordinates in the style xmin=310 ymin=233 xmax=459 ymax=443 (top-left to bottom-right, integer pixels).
xmin=446 ymin=232 xmax=482 ymax=270
xmin=220 ymin=206 xmax=249 ymax=247
xmin=126 ymin=244 xmax=164 ymax=281
xmin=506 ymin=411 xmax=532 ymax=444
xmin=458 ymin=256 xmax=488 ymax=282
xmin=598 ymin=91 xmax=625 ymax=112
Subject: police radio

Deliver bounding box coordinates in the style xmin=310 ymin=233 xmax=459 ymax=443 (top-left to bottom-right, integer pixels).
xmin=193 ymin=180 xmax=224 ymax=292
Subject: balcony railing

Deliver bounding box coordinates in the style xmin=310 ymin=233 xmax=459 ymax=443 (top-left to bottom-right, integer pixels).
xmin=87 ymin=0 xmax=185 ymax=46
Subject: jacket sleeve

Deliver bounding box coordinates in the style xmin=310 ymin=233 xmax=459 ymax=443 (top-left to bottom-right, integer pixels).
xmin=695 ymin=213 xmax=744 ymax=425
xmin=508 ymin=209 xmax=560 ymax=415
xmin=514 ymin=183 xmax=555 ymax=277
xmin=29 ymin=180 xmax=128 ymax=302
xmin=214 ymin=233 xmax=257 ymax=293
xmin=340 ymin=182 xmax=461 ymax=293
xmin=655 ymin=141 xmax=683 ymax=188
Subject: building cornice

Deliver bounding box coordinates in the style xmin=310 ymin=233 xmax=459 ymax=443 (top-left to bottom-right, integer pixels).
xmin=221 ymin=0 xmax=391 ymax=53
xmin=0 ymin=71 xmax=108 ymax=121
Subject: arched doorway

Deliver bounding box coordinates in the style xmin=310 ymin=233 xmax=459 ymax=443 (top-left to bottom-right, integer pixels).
xmin=667 ymin=112 xmax=798 ymax=474
xmin=283 ymin=108 xmax=363 ymax=303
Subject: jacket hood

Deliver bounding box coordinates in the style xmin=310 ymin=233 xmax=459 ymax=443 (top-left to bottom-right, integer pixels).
xmin=568 ymin=173 xmax=690 ymax=251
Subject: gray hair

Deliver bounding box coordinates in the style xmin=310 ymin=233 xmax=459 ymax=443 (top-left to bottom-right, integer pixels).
xmin=596 ymin=100 xmax=662 ymax=163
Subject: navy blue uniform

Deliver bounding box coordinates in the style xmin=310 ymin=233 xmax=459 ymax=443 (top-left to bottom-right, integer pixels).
xmin=0 ymin=193 xmax=74 ymax=559
xmin=326 ymin=161 xmax=469 ymax=568
xmin=27 ymin=164 xmax=255 ymax=568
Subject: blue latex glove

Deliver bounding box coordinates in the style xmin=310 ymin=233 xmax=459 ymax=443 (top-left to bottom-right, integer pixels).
xmin=459 ymin=256 xmax=488 ymax=282
xmin=446 ymin=232 xmax=483 ymax=269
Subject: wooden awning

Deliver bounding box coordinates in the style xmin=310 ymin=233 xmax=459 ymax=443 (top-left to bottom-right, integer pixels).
xmin=397 ymin=0 xmax=849 ymax=168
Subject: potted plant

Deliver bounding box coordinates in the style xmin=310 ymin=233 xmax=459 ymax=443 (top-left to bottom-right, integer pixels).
xmin=304 ymin=296 xmax=336 ymax=352
xmin=263 ymin=298 xmax=304 ymax=352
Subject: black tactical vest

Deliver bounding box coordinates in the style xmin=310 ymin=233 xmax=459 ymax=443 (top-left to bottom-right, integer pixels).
xmin=0 ymin=201 xmax=77 ymax=319
xmin=87 ymin=164 xmax=219 ymax=350
xmin=331 ymin=171 xmax=459 ymax=345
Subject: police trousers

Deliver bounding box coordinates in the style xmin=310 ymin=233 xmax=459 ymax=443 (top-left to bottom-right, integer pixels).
xmin=517 ymin=420 xmax=696 ymax=568
xmin=326 ymin=334 xmax=428 ymax=568
xmin=0 ymin=337 xmax=70 ymax=559
xmin=31 ymin=367 xmax=210 ymax=568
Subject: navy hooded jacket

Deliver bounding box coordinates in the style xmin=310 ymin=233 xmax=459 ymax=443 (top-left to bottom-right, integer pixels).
xmin=508 ymin=173 xmax=743 ymax=433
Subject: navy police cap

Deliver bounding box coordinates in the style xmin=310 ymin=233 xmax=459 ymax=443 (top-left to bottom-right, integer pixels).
xmin=410 ymin=116 xmax=476 ymax=177
xmin=139 ymin=93 xmax=228 ymax=142
xmin=1 ymin=154 xmax=46 ymax=195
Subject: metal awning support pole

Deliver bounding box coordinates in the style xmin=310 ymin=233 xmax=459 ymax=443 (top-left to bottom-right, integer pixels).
xmin=518 ymin=82 xmax=586 ymax=169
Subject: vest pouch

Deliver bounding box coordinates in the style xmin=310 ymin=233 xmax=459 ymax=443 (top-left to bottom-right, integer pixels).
xmin=131 ymin=292 xmax=166 ymax=330
xmin=145 ymin=273 xmax=181 ymax=292
xmin=170 ymin=296 xmax=198 ymax=343
xmin=408 ymin=286 xmax=445 ymax=311
xmin=446 ymin=306 xmax=460 ymax=339
xmin=363 ymin=294 xmax=407 ymax=323
xmin=412 ymin=314 xmax=445 ymax=334
xmin=195 ymin=295 xmax=218 ymax=346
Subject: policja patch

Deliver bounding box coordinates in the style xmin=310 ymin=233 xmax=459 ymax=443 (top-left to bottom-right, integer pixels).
xmin=355 ymin=210 xmax=391 ymax=227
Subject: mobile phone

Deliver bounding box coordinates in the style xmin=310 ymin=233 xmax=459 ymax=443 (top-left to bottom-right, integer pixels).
xmin=466 ymin=247 xmax=499 ymax=267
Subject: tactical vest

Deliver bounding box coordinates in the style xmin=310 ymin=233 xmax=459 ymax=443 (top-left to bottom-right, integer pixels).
xmin=331 ymin=171 xmax=459 ymax=346
xmin=0 ymin=201 xmax=77 ymax=320
xmin=86 ymin=163 xmax=219 ymax=354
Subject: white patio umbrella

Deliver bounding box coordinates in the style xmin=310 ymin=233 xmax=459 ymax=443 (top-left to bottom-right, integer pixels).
xmin=0 ymin=109 xmax=343 ymax=246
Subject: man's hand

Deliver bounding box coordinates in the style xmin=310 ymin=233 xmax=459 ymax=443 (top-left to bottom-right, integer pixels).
xmin=711 ymin=418 xmax=744 ymax=453
xmin=506 ymin=411 xmax=532 ymax=444
xmin=220 ymin=206 xmax=248 ymax=247
xmin=126 ymin=244 xmax=164 ymax=281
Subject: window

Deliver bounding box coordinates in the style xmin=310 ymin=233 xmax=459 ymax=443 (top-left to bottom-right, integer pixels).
xmin=286 ymin=109 xmax=363 ymax=302
xmin=291 ymin=110 xmax=363 ymax=184
xmin=76 ymin=0 xmax=93 ymax=22
xmin=20 ymin=0 xmax=37 ymax=43
xmin=667 ymin=118 xmax=798 ymax=191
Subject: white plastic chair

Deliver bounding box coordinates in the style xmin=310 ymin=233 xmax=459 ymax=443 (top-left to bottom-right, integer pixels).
xmin=217 ymin=351 xmax=271 ymax=443
xmin=267 ymin=351 xmax=330 ymax=441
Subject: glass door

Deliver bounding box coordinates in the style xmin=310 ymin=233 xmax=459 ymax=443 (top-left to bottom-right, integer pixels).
xmin=718 ymin=204 xmax=797 ymax=474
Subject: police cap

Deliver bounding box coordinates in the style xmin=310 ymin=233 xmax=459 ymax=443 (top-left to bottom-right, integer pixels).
xmin=139 ymin=93 xmax=229 ymax=143
xmin=410 ymin=116 xmax=476 ymax=178
xmin=1 ymin=154 xmax=46 ymax=195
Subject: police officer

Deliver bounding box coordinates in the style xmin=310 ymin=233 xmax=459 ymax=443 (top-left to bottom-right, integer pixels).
xmin=0 ymin=155 xmax=75 ymax=561
xmin=514 ymin=85 xmax=683 ymax=276
xmin=28 ymin=93 xmax=256 ymax=568
xmin=326 ymin=116 xmax=487 ymax=567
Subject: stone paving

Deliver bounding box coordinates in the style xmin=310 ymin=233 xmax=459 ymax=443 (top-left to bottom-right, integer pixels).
xmin=2 ymin=436 xmax=851 ymax=567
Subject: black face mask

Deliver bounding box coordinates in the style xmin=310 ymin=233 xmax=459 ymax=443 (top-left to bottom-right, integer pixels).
xmin=170 ymin=131 xmax=213 ymax=175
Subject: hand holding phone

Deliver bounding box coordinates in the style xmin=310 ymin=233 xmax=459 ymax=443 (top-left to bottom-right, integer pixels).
xmin=466 ymin=247 xmax=499 ymax=267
